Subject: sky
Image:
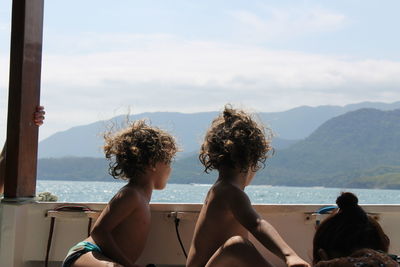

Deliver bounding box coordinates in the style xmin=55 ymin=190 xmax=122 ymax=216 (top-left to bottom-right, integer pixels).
xmin=1 ymin=0 xmax=400 ymax=143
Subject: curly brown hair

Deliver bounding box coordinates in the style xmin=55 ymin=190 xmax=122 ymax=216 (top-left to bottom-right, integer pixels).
xmin=199 ymin=105 xmax=273 ymax=173
xmin=104 ymin=120 xmax=177 ymax=180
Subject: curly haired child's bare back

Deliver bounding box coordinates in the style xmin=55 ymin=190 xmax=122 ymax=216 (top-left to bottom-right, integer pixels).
xmin=187 ymin=106 xmax=310 ymax=267
xmin=64 ymin=120 xmax=177 ymax=267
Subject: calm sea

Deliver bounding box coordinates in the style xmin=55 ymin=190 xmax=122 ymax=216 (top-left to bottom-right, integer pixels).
xmin=37 ymin=180 xmax=400 ymax=204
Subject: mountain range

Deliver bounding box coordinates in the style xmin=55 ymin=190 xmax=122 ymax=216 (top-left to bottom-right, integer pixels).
xmin=258 ymin=108 xmax=400 ymax=188
xmin=38 ymin=101 xmax=400 ymax=158
xmin=37 ymin=102 xmax=400 ymax=189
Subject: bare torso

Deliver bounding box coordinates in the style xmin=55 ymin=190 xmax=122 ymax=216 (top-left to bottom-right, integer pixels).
xmin=187 ymin=181 xmax=248 ymax=267
xmin=108 ymin=204 xmax=151 ymax=261
xmin=186 ymin=169 xmax=310 ymax=267
xmin=84 ymin=184 xmax=152 ymax=265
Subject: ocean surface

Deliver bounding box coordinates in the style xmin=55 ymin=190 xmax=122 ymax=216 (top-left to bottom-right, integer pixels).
xmin=37 ymin=180 xmax=400 ymax=204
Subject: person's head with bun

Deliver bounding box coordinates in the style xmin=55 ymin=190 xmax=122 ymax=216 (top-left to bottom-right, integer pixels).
xmin=104 ymin=120 xmax=177 ymax=189
xmin=199 ymin=105 xmax=273 ymax=176
xmin=313 ymin=192 xmax=390 ymax=265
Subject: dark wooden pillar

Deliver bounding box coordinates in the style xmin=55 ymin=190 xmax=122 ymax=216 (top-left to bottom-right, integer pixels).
xmin=4 ymin=0 xmax=44 ymax=200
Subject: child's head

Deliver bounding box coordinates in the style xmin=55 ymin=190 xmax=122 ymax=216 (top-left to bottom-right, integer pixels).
xmin=199 ymin=105 xmax=272 ymax=174
xmin=104 ymin=120 xmax=177 ymax=185
xmin=313 ymin=192 xmax=390 ymax=264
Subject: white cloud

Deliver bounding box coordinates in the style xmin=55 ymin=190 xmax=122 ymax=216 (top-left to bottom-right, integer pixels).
xmin=229 ymin=6 xmax=346 ymax=41
xmin=41 ymin=34 xmax=400 ymax=90
xmin=1 ymin=32 xmax=400 ymax=143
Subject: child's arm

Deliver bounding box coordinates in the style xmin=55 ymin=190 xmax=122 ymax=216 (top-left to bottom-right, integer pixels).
xmin=90 ymin=188 xmax=140 ymax=267
xmin=228 ymin=188 xmax=310 ymax=267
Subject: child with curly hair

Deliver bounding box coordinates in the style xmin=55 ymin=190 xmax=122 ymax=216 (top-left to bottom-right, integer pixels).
xmin=62 ymin=120 xmax=177 ymax=267
xmin=186 ymin=106 xmax=310 ymax=267
xmin=313 ymin=192 xmax=398 ymax=267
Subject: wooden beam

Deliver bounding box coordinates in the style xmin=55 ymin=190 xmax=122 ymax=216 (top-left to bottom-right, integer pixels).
xmin=4 ymin=0 xmax=44 ymax=199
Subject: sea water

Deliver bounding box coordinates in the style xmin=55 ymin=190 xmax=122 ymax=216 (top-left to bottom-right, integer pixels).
xmin=37 ymin=180 xmax=400 ymax=204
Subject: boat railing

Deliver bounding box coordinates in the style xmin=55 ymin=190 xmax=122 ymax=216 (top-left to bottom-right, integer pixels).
xmin=2 ymin=202 xmax=400 ymax=267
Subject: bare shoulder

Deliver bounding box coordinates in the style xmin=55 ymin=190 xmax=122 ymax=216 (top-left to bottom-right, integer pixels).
xmin=93 ymin=185 xmax=143 ymax=231
xmin=117 ymin=185 xmax=141 ymax=198
xmin=207 ymin=182 xmax=250 ymax=210
xmin=109 ymin=185 xmax=142 ymax=207
xmin=214 ymin=182 xmax=247 ymax=200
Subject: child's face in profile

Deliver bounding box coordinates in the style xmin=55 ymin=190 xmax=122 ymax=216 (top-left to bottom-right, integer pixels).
xmin=153 ymin=161 xmax=172 ymax=190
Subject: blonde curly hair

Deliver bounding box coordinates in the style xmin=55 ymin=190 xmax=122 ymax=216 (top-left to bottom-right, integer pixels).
xmin=104 ymin=120 xmax=177 ymax=180
xmin=199 ymin=105 xmax=273 ymax=173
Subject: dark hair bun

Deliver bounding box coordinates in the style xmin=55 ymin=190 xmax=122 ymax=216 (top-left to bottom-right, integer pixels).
xmin=223 ymin=108 xmax=232 ymax=118
xmin=223 ymin=106 xmax=235 ymax=122
xmin=336 ymin=192 xmax=358 ymax=210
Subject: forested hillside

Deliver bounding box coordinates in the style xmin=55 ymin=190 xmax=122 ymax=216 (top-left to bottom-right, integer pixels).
xmin=38 ymin=107 xmax=400 ymax=189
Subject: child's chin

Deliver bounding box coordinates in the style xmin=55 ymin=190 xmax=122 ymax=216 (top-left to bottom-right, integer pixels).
xmin=155 ymin=184 xmax=167 ymax=190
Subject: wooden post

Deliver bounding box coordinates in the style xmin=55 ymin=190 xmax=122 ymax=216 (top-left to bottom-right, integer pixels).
xmin=4 ymin=0 xmax=44 ymax=200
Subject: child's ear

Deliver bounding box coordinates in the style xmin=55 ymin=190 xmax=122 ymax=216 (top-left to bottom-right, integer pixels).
xmin=318 ymin=249 xmax=329 ymax=261
xmin=147 ymin=162 xmax=156 ymax=172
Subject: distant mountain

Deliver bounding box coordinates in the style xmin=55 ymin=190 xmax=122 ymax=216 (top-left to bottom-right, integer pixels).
xmin=38 ymin=111 xmax=301 ymax=158
xmin=169 ymin=108 xmax=400 ymax=187
xmin=39 ymin=112 xmax=217 ymax=158
xmin=38 ymin=108 xmax=400 ymax=189
xmin=38 ymin=101 xmax=400 ymax=159
xmin=262 ymin=101 xmax=400 ymax=139
xmin=38 ymin=111 xmax=302 ymax=158
xmin=38 ymin=157 xmax=110 ymax=181
xmin=37 ymin=154 xmax=217 ymax=183
xmin=258 ymin=108 xmax=400 ymax=188
xmin=340 ymin=166 xmax=400 ymax=189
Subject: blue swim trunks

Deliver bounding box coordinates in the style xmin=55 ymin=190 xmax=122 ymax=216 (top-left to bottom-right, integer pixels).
xmin=62 ymin=241 xmax=102 ymax=267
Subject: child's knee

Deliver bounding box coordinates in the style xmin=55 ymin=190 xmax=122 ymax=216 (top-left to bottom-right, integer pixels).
xmin=225 ymin=236 xmax=252 ymax=245
xmin=222 ymin=236 xmax=255 ymax=253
